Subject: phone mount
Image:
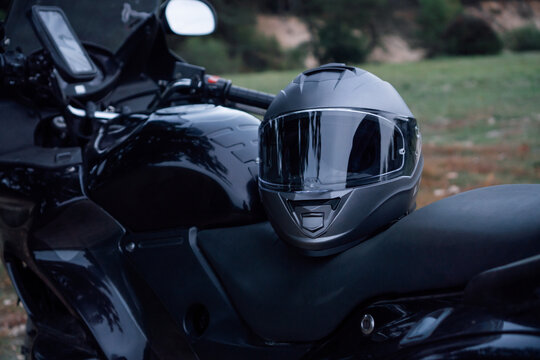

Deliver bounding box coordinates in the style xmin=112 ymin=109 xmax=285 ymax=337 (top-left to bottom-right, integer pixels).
xmin=30 ymin=5 xmax=97 ymax=82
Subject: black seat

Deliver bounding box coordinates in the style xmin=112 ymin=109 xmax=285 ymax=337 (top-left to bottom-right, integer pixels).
xmin=198 ymin=184 xmax=540 ymax=342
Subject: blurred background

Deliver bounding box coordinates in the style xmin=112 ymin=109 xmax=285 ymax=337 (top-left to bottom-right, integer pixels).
xmin=168 ymin=0 xmax=540 ymax=73
xmin=0 ymin=0 xmax=539 ymax=358
xmin=165 ymin=0 xmax=540 ymax=208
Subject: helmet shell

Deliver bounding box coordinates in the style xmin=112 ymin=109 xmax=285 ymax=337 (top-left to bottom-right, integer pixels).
xmin=259 ymin=64 xmax=423 ymax=256
xmin=265 ymin=63 xmax=414 ymax=121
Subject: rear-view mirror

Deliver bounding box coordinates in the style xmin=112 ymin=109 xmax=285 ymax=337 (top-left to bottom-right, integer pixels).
xmin=165 ymin=0 xmax=216 ymax=36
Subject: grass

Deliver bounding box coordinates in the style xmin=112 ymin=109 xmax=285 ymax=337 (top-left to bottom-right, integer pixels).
xmin=226 ymin=52 xmax=540 ymax=207
xmin=0 ymin=52 xmax=539 ymax=357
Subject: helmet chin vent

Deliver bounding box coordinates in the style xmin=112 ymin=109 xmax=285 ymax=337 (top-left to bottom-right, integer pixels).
xmin=285 ymin=198 xmax=343 ymax=237
xmin=288 ymin=198 xmax=341 ymax=211
xmin=301 ymin=213 xmax=324 ymax=232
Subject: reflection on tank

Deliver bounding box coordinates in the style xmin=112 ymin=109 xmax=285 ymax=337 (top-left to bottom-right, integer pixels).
xmin=86 ymin=105 xmax=265 ymax=232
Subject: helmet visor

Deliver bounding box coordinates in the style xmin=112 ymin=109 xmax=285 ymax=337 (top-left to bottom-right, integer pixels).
xmin=259 ymin=109 xmax=416 ymax=191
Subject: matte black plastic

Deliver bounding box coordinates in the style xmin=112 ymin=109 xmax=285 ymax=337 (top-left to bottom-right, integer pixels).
xmin=259 ymin=65 xmax=421 ymax=255
xmin=260 ymin=157 xmax=422 ymax=255
xmin=264 ymin=63 xmax=414 ymax=120
xmin=58 ymin=43 xmax=121 ymax=99
xmin=0 ymin=100 xmax=40 ymax=155
xmin=199 ymin=184 xmax=540 ymax=341
xmin=0 ymin=146 xmax=81 ymax=168
xmin=465 ymin=253 xmax=540 ymax=312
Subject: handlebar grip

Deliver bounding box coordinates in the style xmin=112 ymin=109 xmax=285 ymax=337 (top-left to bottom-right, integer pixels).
xmin=226 ymin=85 xmax=275 ymax=110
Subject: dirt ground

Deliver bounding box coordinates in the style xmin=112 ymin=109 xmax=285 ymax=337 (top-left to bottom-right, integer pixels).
xmin=418 ymin=142 xmax=539 ymax=207
xmin=0 ymin=265 xmax=26 ymax=359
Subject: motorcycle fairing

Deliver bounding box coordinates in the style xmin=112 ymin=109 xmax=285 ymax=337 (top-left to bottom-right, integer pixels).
xmin=1 ymin=196 xmax=195 ymax=360
xmin=2 ymin=164 xmax=539 ymax=359
xmin=198 ymin=184 xmax=540 ymax=342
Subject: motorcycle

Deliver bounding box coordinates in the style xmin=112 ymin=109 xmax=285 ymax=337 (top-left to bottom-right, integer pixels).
xmin=0 ymin=0 xmax=539 ymax=359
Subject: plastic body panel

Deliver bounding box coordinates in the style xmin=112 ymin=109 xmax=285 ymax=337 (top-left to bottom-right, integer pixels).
xmin=0 ymin=165 xmax=185 ymax=359
xmin=86 ymin=104 xmax=265 ymax=232
xmin=199 ymin=184 xmax=540 ymax=341
xmin=305 ymin=294 xmax=540 ymax=359
xmin=1 ymin=159 xmax=539 ymax=359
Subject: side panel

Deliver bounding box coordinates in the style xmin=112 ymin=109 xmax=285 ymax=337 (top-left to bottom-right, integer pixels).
xmin=121 ymin=227 xmax=311 ymax=359
xmin=0 ymin=169 xmax=194 ymax=359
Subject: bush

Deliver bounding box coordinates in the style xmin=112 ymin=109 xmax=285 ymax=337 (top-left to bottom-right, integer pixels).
xmin=176 ymin=37 xmax=241 ymax=74
xmin=170 ymin=31 xmax=286 ymax=73
xmin=505 ymin=26 xmax=540 ymax=52
xmin=417 ymin=0 xmax=462 ymax=53
xmin=194 ymin=0 xmax=285 ymax=72
xmin=443 ymin=15 xmax=502 ymax=55
xmin=316 ymin=21 xmax=370 ymax=64
xmin=236 ymin=31 xmax=285 ymax=72
xmin=283 ymin=42 xmax=310 ymax=69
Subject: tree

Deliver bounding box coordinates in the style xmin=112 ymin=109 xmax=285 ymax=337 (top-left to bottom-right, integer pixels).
xmin=417 ymin=0 xmax=462 ymax=54
xmin=295 ymin=0 xmax=387 ymax=64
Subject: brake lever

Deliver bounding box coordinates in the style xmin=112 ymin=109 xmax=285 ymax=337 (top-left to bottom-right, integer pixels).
xmin=150 ymin=77 xmax=201 ymax=109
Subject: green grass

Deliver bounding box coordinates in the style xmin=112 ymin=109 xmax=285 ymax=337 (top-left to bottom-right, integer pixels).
xmin=225 ymin=52 xmax=540 ymax=146
xmin=225 ymin=52 xmax=540 ymax=206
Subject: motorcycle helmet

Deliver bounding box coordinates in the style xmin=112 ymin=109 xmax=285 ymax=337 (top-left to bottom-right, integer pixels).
xmin=259 ymin=63 xmax=423 ymax=256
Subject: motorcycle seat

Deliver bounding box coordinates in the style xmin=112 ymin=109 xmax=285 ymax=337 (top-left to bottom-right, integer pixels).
xmin=198 ymin=184 xmax=540 ymax=342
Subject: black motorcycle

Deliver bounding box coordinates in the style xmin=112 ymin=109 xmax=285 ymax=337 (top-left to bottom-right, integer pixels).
xmin=0 ymin=0 xmax=539 ymax=359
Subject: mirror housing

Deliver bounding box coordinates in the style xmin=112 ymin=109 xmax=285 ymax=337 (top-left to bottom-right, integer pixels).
xmin=164 ymin=0 xmax=216 ymax=36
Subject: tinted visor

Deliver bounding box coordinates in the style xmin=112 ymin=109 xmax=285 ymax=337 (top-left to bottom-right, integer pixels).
xmin=260 ymin=109 xmax=414 ymax=191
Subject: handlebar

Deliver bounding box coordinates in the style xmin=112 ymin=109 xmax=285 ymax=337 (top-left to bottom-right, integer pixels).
xmin=227 ymin=84 xmax=275 ymax=110
xmin=0 ymin=49 xmax=275 ymax=115
xmin=204 ymin=75 xmax=275 ymax=110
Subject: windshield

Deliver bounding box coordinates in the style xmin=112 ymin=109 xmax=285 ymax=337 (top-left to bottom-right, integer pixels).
xmin=4 ymin=0 xmax=160 ymax=54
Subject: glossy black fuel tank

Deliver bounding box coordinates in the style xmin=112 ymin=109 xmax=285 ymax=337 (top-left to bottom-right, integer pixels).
xmin=86 ymin=104 xmax=265 ymax=232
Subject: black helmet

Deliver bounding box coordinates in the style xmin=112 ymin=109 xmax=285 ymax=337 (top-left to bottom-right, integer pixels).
xmin=258 ymin=64 xmax=423 ymax=256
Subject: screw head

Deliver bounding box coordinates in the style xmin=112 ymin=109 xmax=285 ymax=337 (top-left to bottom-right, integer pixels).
xmin=361 ymin=314 xmax=375 ymax=335
xmin=125 ymin=242 xmax=136 ymax=252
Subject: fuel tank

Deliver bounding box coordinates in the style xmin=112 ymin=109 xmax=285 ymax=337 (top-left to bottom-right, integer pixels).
xmin=86 ymin=104 xmax=265 ymax=232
